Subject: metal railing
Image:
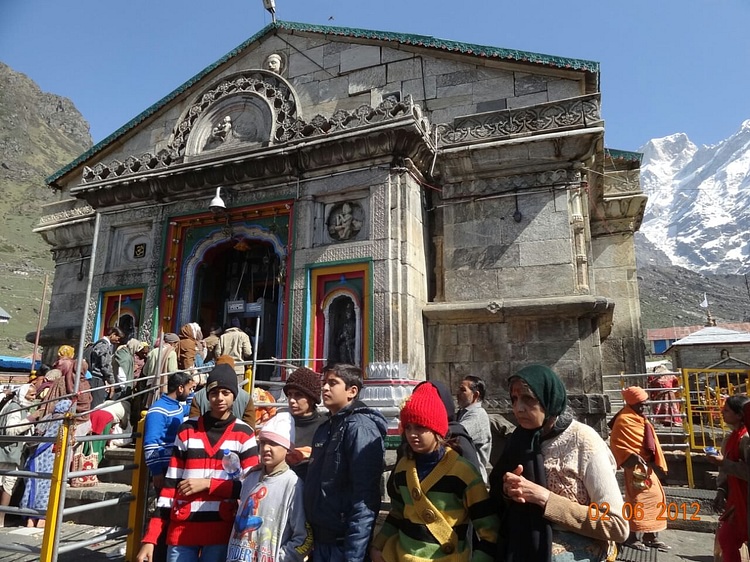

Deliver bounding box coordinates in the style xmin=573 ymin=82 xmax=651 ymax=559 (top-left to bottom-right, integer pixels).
xmin=681 ymin=368 xmax=750 ymax=451
xmin=0 ymin=356 xmax=307 ymax=560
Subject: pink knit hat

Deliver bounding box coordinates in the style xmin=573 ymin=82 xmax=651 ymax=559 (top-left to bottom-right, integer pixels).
xmin=259 ymin=412 xmax=295 ymax=450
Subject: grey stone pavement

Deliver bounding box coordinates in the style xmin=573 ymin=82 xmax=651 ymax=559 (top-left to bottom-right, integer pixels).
xmin=0 ymin=485 xmax=724 ymax=561
xmin=0 ymin=519 xmax=719 ymax=562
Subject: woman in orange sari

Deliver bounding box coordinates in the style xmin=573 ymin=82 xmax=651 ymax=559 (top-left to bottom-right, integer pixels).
xmin=609 ymin=386 xmax=670 ymax=552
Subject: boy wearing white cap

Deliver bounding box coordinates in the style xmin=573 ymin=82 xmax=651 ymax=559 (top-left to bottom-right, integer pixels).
xmin=227 ymin=413 xmax=313 ymax=562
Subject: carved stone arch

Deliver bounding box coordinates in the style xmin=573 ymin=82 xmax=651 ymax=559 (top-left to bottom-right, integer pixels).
xmin=169 ymin=69 xmax=302 ymax=157
xmin=177 ymin=225 xmax=287 ymax=327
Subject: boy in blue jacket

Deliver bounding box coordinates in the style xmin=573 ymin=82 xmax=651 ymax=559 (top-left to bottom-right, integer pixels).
xmin=143 ymin=371 xmax=195 ymax=490
xmin=303 ymin=364 xmax=387 ymax=562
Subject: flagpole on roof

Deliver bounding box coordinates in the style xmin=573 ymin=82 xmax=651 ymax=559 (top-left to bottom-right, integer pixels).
xmin=699 ymin=292 xmax=716 ymax=327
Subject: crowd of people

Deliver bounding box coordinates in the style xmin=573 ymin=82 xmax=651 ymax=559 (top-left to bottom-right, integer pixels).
xmin=5 ymin=334 xmax=750 ymax=562
xmin=0 ymin=319 xmax=255 ymax=530
xmin=129 ymin=360 xmax=640 ymax=562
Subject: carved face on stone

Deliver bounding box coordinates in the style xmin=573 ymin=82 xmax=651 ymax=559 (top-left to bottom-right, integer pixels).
xmin=265 ymin=54 xmax=282 ymax=74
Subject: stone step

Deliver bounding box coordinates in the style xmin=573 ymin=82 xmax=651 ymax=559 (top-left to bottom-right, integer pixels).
xmin=0 ymin=522 xmax=127 ymax=561
xmin=64 ymin=482 xmax=133 ymax=528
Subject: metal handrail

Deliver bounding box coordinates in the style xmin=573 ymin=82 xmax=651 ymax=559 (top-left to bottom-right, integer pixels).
xmin=0 ymin=505 xmax=45 ymax=517
xmin=57 ymin=527 xmax=131 ymax=555
xmin=62 ymin=495 xmax=135 ymax=516
xmin=0 ymin=468 xmax=53 ymax=479
xmin=68 ymin=463 xmax=138 ymax=479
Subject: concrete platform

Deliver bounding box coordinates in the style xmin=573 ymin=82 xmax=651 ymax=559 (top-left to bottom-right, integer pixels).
xmin=0 ymin=522 xmax=128 ymax=561
xmin=0 ymin=515 xmax=718 ymax=562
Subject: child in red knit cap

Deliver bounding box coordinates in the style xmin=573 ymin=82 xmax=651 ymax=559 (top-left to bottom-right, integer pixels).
xmin=371 ymin=383 xmax=499 ymax=562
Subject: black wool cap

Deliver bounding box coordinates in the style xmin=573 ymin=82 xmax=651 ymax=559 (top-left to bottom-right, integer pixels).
xmin=205 ymin=363 xmax=239 ymax=398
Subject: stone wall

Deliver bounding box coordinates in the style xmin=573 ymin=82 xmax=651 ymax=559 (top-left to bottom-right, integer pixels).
xmin=671 ymin=344 xmax=750 ymax=370
xmin=290 ymin=168 xmax=429 ymax=378
xmin=60 ymin=33 xmax=587 ymax=185
xmin=440 ymin=189 xmax=577 ymax=301
xmin=592 ymin=232 xmax=646 ymax=378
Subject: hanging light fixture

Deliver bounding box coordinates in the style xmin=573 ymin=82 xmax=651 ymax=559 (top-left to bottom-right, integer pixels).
xmin=209 ymin=187 xmax=226 ymax=214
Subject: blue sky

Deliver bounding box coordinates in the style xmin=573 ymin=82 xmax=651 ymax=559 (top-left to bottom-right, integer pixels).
xmin=1 ymin=0 xmax=748 ymax=151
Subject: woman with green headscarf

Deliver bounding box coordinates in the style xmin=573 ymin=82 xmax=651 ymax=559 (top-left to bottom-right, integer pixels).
xmin=489 ymin=365 xmax=628 ymax=562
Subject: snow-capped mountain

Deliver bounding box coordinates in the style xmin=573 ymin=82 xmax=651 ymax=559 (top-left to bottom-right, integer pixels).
xmin=639 ymin=120 xmax=750 ymax=274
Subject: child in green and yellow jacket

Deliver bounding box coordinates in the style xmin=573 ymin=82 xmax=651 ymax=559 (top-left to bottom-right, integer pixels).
xmin=370 ymin=383 xmax=499 ymax=562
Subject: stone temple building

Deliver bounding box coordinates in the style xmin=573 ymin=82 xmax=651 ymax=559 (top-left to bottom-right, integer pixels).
xmin=32 ymin=21 xmax=646 ymax=424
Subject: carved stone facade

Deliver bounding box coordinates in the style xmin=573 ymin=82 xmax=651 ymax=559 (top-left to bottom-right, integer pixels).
xmin=34 ymin=22 xmax=645 ymax=424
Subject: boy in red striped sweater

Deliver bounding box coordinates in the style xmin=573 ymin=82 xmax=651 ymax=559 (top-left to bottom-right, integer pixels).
xmin=137 ymin=364 xmax=259 ymax=562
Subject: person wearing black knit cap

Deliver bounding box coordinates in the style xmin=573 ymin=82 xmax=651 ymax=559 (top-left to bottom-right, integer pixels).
xmin=283 ymin=367 xmax=325 ymax=480
xmin=136 ymin=362 xmax=258 ymax=562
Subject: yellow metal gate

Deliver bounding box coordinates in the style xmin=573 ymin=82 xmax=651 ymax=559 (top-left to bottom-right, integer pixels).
xmin=682 ymin=367 xmax=750 ymax=451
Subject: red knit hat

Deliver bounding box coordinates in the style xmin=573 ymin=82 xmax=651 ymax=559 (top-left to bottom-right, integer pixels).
xmin=400 ymin=383 xmax=449 ymax=438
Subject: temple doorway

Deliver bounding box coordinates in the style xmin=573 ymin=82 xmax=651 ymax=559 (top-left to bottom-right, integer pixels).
xmin=192 ymin=236 xmax=283 ymax=380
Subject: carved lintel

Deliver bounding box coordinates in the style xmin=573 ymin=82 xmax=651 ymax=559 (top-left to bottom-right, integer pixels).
xmin=79 ymin=95 xmax=431 ymax=187
xmin=72 ymin=119 xmax=434 ymax=209
xmin=443 ymin=169 xmax=580 ymax=199
xmin=437 ymin=94 xmax=601 ymax=146
xmin=36 ymin=204 xmax=95 ymax=228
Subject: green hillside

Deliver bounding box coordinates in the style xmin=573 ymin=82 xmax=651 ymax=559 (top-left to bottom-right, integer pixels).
xmin=0 ymin=62 xmax=92 ymax=357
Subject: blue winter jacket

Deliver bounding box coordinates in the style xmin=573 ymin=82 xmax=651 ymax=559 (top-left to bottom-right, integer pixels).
xmin=303 ymin=399 xmax=387 ymax=562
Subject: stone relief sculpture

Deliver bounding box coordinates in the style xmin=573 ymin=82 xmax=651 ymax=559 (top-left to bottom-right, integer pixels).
xmin=328 ymin=202 xmax=363 ymax=241
xmin=201 ymin=101 xmax=270 ymax=153
xmin=336 ymin=302 xmax=356 ymax=364
xmin=211 ymin=116 xmax=233 ymax=142
xmin=204 ymin=115 xmax=237 ymax=150
xmin=264 ymin=53 xmax=284 ymax=75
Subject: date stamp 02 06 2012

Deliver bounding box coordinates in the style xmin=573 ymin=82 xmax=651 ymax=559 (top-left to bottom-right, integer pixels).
xmin=587 ymin=501 xmax=702 ymax=522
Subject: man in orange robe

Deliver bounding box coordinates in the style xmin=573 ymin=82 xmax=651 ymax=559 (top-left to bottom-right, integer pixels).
xmin=610 ymin=386 xmax=671 ymax=552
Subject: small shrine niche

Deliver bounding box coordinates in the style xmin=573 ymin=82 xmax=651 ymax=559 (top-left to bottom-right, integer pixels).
xmin=325 ymin=294 xmax=361 ymax=366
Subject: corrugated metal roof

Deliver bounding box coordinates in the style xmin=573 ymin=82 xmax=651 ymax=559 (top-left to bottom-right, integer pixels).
xmin=0 ymin=306 xmax=11 ymax=320
xmin=648 ymin=323 xmax=750 ymax=341
xmin=47 ymin=20 xmax=599 ymax=187
xmin=669 ymin=326 xmax=750 ymax=347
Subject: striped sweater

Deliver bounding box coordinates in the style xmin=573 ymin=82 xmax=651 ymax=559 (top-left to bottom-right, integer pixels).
xmin=142 ymin=414 xmax=259 ymax=546
xmin=143 ymin=394 xmax=189 ymax=477
xmin=372 ymin=447 xmax=499 ymax=562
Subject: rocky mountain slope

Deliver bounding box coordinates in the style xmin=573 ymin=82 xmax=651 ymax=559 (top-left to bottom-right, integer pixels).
xmin=0 ymin=62 xmax=91 ymax=355
xmin=635 ymin=233 xmax=750 ymax=333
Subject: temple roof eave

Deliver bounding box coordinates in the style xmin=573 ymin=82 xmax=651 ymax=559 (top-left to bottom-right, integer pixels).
xmin=69 ymin=116 xmax=435 ymax=209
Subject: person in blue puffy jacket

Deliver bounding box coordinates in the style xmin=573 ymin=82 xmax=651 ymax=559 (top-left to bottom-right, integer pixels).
xmin=303 ymin=364 xmax=387 ymax=562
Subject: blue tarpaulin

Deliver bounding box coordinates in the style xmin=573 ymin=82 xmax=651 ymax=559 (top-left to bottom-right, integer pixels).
xmin=0 ymin=356 xmax=40 ymax=372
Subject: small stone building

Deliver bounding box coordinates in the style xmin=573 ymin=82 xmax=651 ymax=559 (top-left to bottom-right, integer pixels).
xmin=668 ymin=326 xmax=750 ymax=371
xmin=32 ymin=21 xmax=646 ymax=423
